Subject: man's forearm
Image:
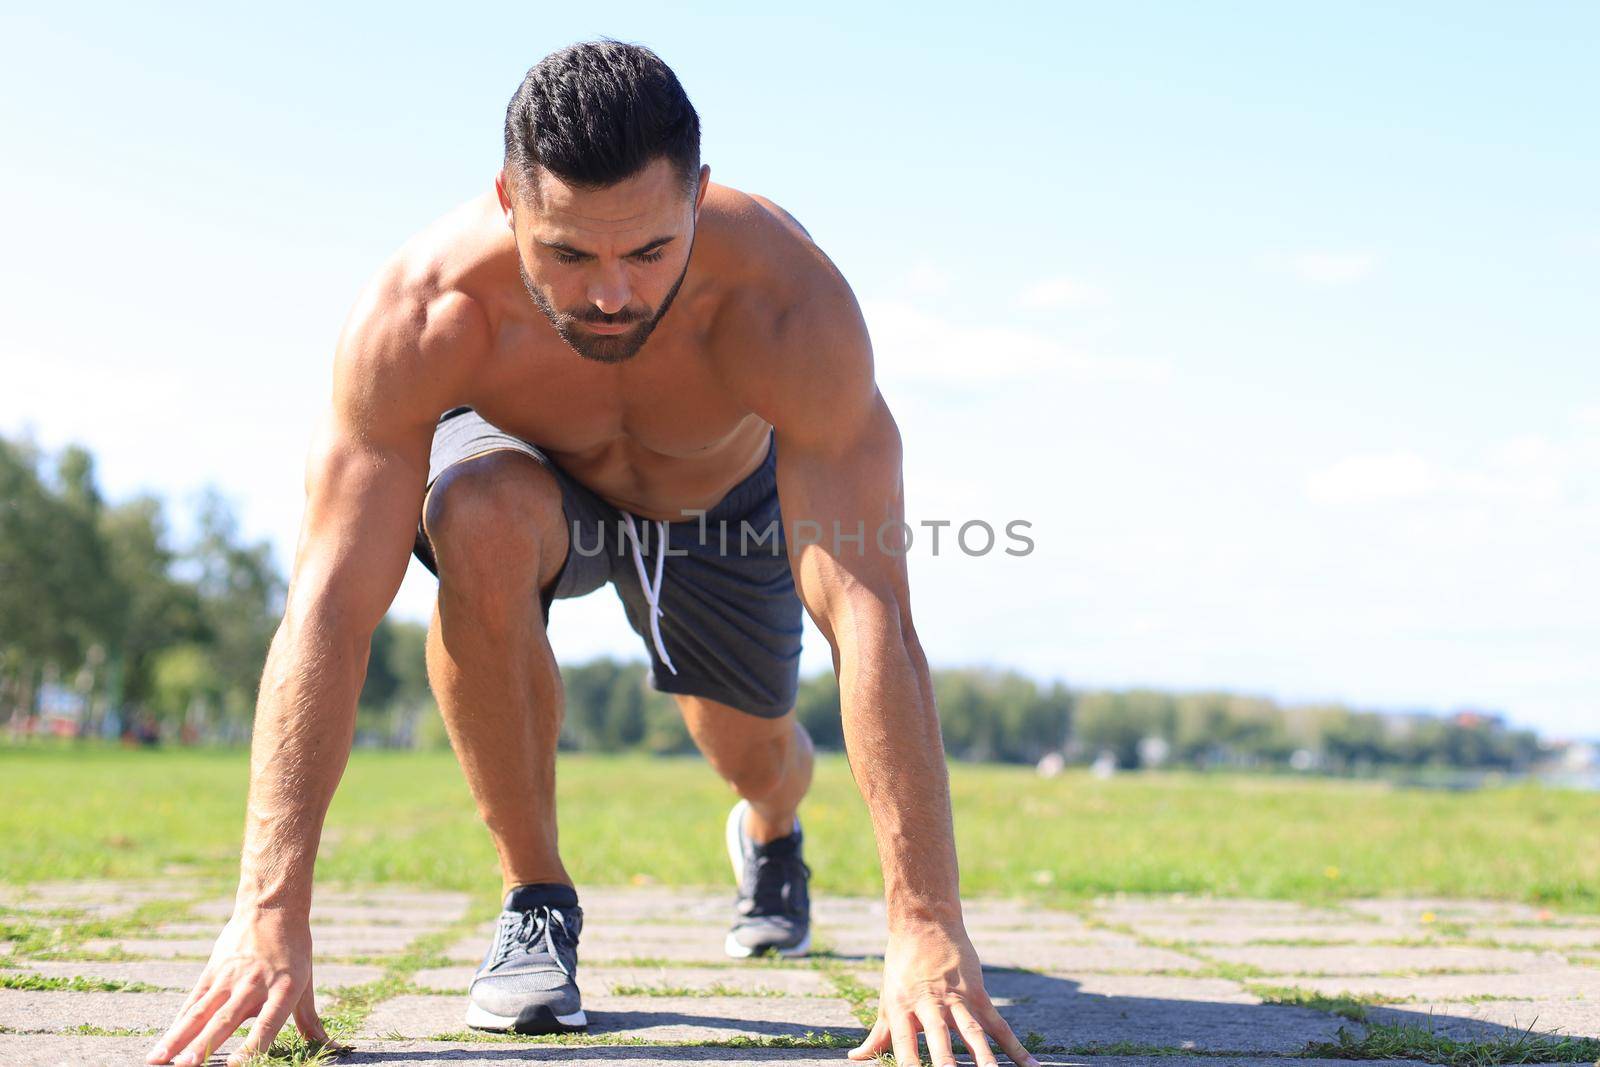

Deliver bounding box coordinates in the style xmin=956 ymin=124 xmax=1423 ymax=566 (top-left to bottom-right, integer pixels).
xmin=234 ymin=608 xmax=365 ymax=914
xmin=836 ymin=601 xmax=962 ymax=930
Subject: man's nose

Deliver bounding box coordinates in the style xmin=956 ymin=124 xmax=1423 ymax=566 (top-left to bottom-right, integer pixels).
xmin=587 ymin=265 xmax=631 ymax=316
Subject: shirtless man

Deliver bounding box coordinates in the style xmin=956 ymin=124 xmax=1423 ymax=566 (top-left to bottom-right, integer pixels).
xmin=147 ymin=40 xmax=1038 ymax=1067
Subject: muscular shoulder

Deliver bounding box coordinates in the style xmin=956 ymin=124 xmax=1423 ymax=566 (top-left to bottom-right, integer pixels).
xmin=698 ymin=187 xmax=877 ymax=446
xmin=332 ymin=199 xmax=497 ymax=439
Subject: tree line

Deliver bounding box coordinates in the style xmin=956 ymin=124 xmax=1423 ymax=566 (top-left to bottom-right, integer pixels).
xmin=1 ymin=433 xmax=1545 ymax=772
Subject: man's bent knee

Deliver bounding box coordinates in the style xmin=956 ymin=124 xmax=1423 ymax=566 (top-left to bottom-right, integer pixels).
xmin=423 ymin=451 xmax=568 ymax=595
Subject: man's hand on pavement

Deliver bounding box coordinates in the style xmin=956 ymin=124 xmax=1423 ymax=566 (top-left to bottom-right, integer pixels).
xmin=145 ymin=908 xmax=330 ymax=1067
xmin=847 ymin=919 xmax=1040 ymax=1067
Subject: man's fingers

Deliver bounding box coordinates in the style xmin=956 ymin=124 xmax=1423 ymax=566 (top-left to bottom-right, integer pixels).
xmin=848 ymin=1013 xmax=890 ymax=1060
xmin=949 ymin=1002 xmax=1000 ymax=1067
xmin=226 ymin=987 xmax=294 ymax=1067
xmin=147 ymin=982 xmax=229 ymax=1064
xmin=890 ymin=1011 xmax=922 ymax=1067
xmin=952 ymin=1000 xmax=1038 ymax=1067
xmin=972 ymin=999 xmax=1037 ymax=1067
xmin=176 ymin=967 xmax=216 ymax=1016
xmin=293 ymin=984 xmax=330 ymax=1045
xmin=174 ymin=991 xmax=260 ymax=1067
xmin=915 ymin=1002 xmax=957 ymax=1067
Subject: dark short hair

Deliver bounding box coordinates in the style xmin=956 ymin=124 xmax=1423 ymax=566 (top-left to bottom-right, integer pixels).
xmin=504 ymin=40 xmax=701 ymax=199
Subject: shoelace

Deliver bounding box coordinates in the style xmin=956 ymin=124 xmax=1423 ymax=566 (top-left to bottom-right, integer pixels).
xmin=621 ymin=514 xmax=678 ymax=675
xmin=747 ymin=847 xmax=811 ymax=919
xmin=496 ymin=904 xmax=577 ymax=976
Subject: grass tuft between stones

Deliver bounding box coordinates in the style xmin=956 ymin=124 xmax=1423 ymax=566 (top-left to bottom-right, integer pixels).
xmin=1305 ymin=1020 xmax=1600 ymax=1065
xmin=0 ymin=971 xmax=166 ymax=993
xmin=1245 ymin=982 xmax=1392 ymax=1021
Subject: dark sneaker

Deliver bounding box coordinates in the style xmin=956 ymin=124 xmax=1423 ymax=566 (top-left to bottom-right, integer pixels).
xmin=465 ymin=882 xmax=587 ymax=1033
xmin=724 ymin=799 xmax=811 ymax=957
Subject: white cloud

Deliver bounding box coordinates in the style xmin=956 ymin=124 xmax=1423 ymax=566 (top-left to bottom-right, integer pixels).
xmin=1286 ymin=252 xmax=1377 ymax=285
xmin=1305 ymin=415 xmax=1598 ymax=509
xmin=1305 ymin=451 xmax=1437 ymax=504
xmin=1014 ymin=275 xmax=1109 ymax=310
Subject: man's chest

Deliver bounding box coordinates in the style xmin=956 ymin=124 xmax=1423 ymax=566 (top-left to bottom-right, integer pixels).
xmin=464 ymin=321 xmax=758 ymax=460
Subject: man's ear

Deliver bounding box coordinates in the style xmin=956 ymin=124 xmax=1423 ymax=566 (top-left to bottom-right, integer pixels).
xmin=693 ymin=164 xmax=711 ymax=215
xmin=494 ymin=171 xmax=516 ymax=229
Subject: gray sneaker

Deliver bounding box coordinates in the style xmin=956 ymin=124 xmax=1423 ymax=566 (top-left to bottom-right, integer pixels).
xmin=724 ymin=799 xmax=812 ymax=958
xmin=465 ymin=882 xmax=587 ymax=1033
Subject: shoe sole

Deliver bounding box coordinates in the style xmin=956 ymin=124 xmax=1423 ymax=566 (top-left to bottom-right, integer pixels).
xmin=724 ymin=928 xmax=812 ymax=959
xmin=724 ymin=799 xmax=810 ymax=959
xmin=465 ymin=1001 xmax=588 ymax=1034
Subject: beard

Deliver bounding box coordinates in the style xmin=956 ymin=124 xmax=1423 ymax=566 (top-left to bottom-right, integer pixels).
xmin=520 ymin=257 xmax=690 ymax=364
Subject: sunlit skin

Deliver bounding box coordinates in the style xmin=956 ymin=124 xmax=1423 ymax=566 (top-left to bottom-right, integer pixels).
xmin=500 ymin=161 xmax=704 ymax=364
xmin=145 ymin=156 xmax=1040 ymax=1067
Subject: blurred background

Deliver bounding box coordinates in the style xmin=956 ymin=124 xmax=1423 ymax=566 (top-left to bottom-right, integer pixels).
xmin=2 ymin=2 xmax=1595 ymax=783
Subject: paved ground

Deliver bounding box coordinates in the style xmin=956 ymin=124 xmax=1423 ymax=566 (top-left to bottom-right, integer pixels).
xmin=3 ymin=882 xmax=1599 ymax=1065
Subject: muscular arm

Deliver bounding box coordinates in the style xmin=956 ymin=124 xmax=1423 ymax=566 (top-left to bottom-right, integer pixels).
xmin=726 ymin=236 xmax=1035 ymax=1067
xmin=772 ymin=360 xmax=958 ymax=927
xmin=150 ymin=281 xmax=477 ymax=1067
xmin=235 ymin=403 xmax=431 ymax=913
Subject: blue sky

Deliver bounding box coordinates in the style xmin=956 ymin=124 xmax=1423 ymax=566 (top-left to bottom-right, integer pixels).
xmin=2 ymin=3 xmax=1595 ymax=736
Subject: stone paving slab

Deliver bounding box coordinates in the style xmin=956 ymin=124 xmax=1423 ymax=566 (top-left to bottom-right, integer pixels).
xmin=848 ymin=966 xmax=1332 ymax=1051
xmin=74 ymin=937 xmax=216 ymax=959
xmin=1003 ymin=993 xmax=1349 ymax=1052
xmin=1345 ymin=898 xmax=1550 ymax=924
xmin=191 ymin=898 xmax=474 ymax=927
xmin=411 ymin=964 xmax=854 ymax=997
xmin=0 ymin=988 xmax=190 ymax=1033
xmin=4 ymin=958 xmax=383 ymax=992
xmin=148 ymin=921 xmax=444 ymax=940
xmin=0 ymin=1034 xmax=243 ymax=1066
xmin=986 ymin=972 xmax=1259 ymax=1005
xmin=145 ymin=920 xmax=442 ymax=953
xmin=969 ymin=939 xmax=1203 ymax=973
xmin=6 ymin=880 xmax=203 ymax=908
xmin=10 ymin=883 xmax=1600 ymax=1064
xmin=819 ymin=915 xmax=1107 ymax=947
xmin=1205 ymin=943 xmax=1565 ymax=975
xmin=1467 ymin=923 xmax=1600 ymax=948
xmin=359 ymin=992 xmax=862 ymax=1042
xmin=1093 ymin=899 xmax=1357 ymax=924
xmin=1273 ymin=966 xmax=1600 ymax=1001
xmin=550 ymin=923 xmax=1185 ymax=972
xmin=0 ymin=898 xmax=147 ymax=921
xmin=0 ymin=1037 xmax=1439 ymax=1067
xmin=314 ymin=888 xmax=473 ymax=910
xmin=1130 ymin=921 xmax=1413 ymax=945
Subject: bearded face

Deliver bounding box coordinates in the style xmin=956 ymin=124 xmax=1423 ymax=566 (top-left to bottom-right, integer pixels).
xmin=519 ymin=257 xmax=688 ymax=364
xmin=501 ymin=156 xmax=705 ymax=365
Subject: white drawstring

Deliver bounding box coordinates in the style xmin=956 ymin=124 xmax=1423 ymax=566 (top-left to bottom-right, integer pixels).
xmin=621 ymin=514 xmax=677 ymax=675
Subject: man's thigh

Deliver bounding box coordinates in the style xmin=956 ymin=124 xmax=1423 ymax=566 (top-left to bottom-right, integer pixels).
xmin=411 ymin=407 xmax=616 ymax=617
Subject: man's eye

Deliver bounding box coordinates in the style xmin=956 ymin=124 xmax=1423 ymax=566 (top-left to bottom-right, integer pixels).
xmin=634 ymin=250 xmax=666 ymax=264
xmin=553 ymin=252 xmax=583 ymax=265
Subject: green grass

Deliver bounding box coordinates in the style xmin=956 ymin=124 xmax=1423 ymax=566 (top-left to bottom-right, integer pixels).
xmin=606 ymin=981 xmax=789 ymax=997
xmin=0 ymin=972 xmax=165 ymax=993
xmin=3 ymin=742 xmax=1599 ymax=909
xmin=1306 ymin=1020 xmax=1600 ymax=1065
xmin=1244 ymin=983 xmax=1395 ymax=1021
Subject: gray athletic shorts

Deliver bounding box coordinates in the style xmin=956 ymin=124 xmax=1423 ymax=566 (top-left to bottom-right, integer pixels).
xmin=412 ymin=407 xmax=803 ymax=718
